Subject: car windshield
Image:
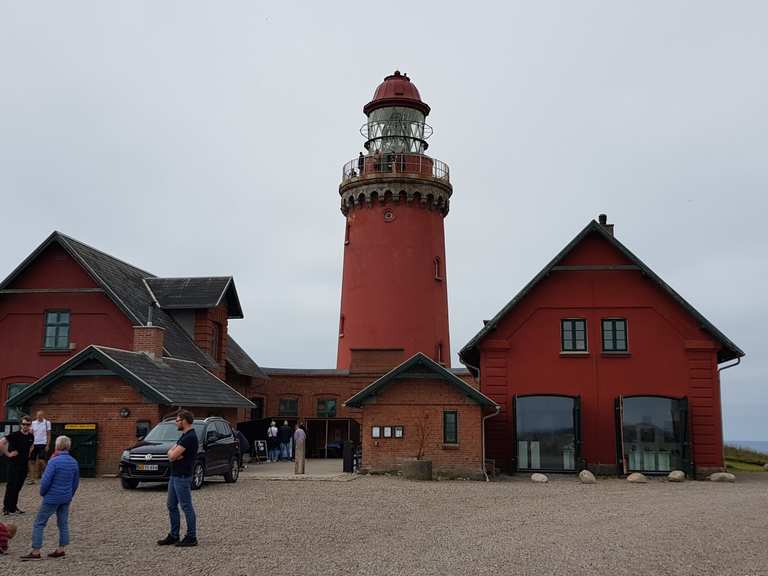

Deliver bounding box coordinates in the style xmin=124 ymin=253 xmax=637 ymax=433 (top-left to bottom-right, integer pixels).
xmin=144 ymin=422 xmax=204 ymax=443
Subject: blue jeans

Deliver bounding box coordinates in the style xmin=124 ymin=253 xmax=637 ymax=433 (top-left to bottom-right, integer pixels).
xmin=280 ymin=442 xmax=290 ymax=460
xmin=167 ymin=475 xmax=196 ymax=539
xmin=32 ymin=502 xmax=70 ymax=550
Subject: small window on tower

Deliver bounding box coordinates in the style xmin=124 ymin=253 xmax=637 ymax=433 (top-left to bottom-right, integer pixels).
xmin=345 ymin=222 xmax=350 ymax=245
xmin=434 ymin=257 xmax=442 ymax=281
xmin=436 ymin=342 xmax=444 ymax=365
xmin=339 ymin=315 xmax=345 ymax=338
xmin=211 ymin=322 xmax=221 ymax=362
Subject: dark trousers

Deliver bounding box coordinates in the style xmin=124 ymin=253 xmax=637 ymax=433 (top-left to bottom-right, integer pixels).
xmin=3 ymin=465 xmax=28 ymax=512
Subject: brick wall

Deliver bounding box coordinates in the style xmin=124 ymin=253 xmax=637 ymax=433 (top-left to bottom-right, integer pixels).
xmin=194 ymin=304 xmax=228 ymax=379
xmin=29 ymin=375 xmax=161 ymax=475
xmin=359 ymin=377 xmax=484 ymax=477
xmin=132 ymin=325 xmax=165 ymax=358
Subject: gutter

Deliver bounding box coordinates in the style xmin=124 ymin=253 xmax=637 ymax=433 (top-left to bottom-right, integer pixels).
xmin=717 ymin=356 xmax=742 ymax=470
xmin=463 ymin=358 xmax=501 ymax=482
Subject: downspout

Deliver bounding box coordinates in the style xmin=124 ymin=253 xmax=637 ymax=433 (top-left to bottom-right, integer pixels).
xmin=464 ymin=358 xmax=501 ymax=482
xmin=717 ymin=356 xmax=742 ymax=470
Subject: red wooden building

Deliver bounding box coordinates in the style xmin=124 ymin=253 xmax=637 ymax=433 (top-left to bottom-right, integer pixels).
xmin=459 ymin=215 xmax=744 ymax=477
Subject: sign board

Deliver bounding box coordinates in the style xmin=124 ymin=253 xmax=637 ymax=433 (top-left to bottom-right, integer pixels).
xmin=64 ymin=424 xmax=97 ymax=430
xmin=253 ymin=440 xmax=267 ymax=460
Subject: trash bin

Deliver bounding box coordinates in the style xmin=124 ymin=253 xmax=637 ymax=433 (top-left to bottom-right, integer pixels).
xmin=342 ymin=440 xmax=355 ymax=473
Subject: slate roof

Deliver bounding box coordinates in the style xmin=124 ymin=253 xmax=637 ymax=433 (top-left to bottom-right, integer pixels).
xmin=145 ymin=277 xmax=243 ymax=318
xmin=5 ymin=346 xmax=254 ymax=409
xmin=227 ymin=338 xmax=269 ymax=380
xmin=344 ymin=353 xmax=497 ymax=408
xmin=459 ymin=220 xmax=745 ymax=371
xmin=0 ymin=232 xmax=265 ymax=377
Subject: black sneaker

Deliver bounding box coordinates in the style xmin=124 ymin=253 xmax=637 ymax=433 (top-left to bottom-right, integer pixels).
xmin=157 ymin=535 xmax=179 ymax=546
xmin=175 ymin=535 xmax=198 ymax=547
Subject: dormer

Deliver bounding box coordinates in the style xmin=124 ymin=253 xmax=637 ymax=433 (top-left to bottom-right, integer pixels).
xmin=144 ymin=276 xmax=243 ymax=376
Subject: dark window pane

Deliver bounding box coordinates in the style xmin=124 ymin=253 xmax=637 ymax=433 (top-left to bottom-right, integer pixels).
xmin=279 ymin=399 xmax=298 ymax=417
xmin=622 ymin=397 xmax=686 ymax=473
xmin=443 ymin=411 xmax=458 ymax=444
xmin=317 ymin=399 xmax=336 ymax=418
xmin=516 ymin=396 xmax=577 ymax=471
xmin=250 ymin=398 xmax=264 ymax=420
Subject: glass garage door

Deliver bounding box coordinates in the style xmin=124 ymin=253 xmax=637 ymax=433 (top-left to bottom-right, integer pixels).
xmin=516 ymin=396 xmax=579 ymax=472
xmin=618 ymin=396 xmax=688 ymax=474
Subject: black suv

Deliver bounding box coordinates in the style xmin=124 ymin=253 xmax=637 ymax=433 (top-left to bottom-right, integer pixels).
xmin=119 ymin=416 xmax=240 ymax=490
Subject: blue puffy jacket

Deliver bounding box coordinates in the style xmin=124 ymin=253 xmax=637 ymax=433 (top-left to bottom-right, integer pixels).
xmin=39 ymin=451 xmax=80 ymax=505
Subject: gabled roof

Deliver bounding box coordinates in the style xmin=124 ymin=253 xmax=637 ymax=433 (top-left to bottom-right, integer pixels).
xmin=0 ymin=231 xmax=263 ymax=376
xmin=145 ymin=277 xmax=243 ymax=318
xmin=344 ymin=352 xmax=497 ymax=408
xmin=5 ymin=346 xmax=255 ymax=409
xmin=459 ymin=220 xmax=745 ymax=370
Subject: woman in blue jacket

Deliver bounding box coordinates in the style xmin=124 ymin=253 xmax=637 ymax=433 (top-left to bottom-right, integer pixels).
xmin=20 ymin=435 xmax=79 ymax=561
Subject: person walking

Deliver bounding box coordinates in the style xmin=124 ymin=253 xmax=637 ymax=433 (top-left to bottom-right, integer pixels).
xmin=266 ymin=421 xmax=279 ymax=462
xmin=278 ymin=420 xmax=292 ymax=461
xmin=3 ymin=416 xmax=34 ymax=516
xmin=28 ymin=411 xmax=51 ymax=485
xmin=293 ymin=423 xmax=306 ymax=475
xmin=19 ymin=435 xmax=79 ymax=561
xmin=157 ymin=410 xmax=198 ymax=548
xmin=234 ymin=427 xmax=250 ymax=470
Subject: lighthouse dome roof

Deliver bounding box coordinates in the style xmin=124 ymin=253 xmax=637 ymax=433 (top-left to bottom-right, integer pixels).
xmin=363 ymin=71 xmax=430 ymax=116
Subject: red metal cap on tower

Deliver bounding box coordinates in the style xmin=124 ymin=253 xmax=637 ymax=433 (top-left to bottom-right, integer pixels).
xmin=363 ymin=71 xmax=431 ymax=116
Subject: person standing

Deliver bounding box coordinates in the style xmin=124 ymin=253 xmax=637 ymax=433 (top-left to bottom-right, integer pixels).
xmin=3 ymin=416 xmax=34 ymax=516
xmin=266 ymin=421 xmax=279 ymax=463
xmin=157 ymin=410 xmax=198 ymax=548
xmin=293 ymin=423 xmax=306 ymax=475
xmin=20 ymin=435 xmax=79 ymax=561
xmin=357 ymin=151 xmax=364 ymax=176
xmin=234 ymin=427 xmax=250 ymax=470
xmin=278 ymin=420 xmax=292 ymax=461
xmin=28 ymin=411 xmax=51 ymax=485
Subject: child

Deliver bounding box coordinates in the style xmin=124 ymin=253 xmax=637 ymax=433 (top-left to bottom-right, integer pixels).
xmin=0 ymin=522 xmax=17 ymax=554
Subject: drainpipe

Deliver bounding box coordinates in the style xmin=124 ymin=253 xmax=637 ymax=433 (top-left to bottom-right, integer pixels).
xmin=464 ymin=358 xmax=501 ymax=482
xmin=482 ymin=405 xmax=501 ymax=482
xmin=717 ymin=356 xmax=742 ymax=470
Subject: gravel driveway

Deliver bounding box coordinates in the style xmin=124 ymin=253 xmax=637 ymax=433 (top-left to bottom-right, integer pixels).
xmin=2 ymin=472 xmax=767 ymax=576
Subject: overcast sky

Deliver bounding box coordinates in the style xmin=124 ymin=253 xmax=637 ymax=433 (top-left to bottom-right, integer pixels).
xmin=0 ymin=1 xmax=765 ymax=440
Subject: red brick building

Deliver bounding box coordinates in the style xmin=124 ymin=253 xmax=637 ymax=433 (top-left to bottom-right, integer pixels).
xmin=345 ymin=353 xmax=497 ymax=477
xmin=459 ymin=216 xmax=744 ymax=477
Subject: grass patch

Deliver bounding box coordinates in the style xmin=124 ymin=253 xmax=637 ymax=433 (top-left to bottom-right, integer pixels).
xmin=724 ymin=444 xmax=767 ymax=473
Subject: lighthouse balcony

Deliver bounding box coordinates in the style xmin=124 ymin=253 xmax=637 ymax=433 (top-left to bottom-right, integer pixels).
xmin=341 ymin=154 xmax=450 ymax=186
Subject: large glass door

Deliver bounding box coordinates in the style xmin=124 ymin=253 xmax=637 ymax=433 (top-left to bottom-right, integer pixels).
xmin=515 ymin=396 xmax=579 ymax=472
xmin=619 ymin=396 xmax=688 ymax=474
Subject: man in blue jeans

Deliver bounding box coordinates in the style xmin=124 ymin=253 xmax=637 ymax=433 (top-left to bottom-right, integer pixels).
xmin=20 ymin=435 xmax=79 ymax=561
xmin=157 ymin=410 xmax=198 ymax=547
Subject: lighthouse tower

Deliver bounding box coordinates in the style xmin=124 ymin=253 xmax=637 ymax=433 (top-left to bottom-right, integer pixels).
xmin=337 ymin=71 xmax=452 ymax=369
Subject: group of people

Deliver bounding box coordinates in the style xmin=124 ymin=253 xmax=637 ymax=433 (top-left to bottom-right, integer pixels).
xmin=0 ymin=412 xmax=80 ymax=560
xmin=1 ymin=410 xmax=310 ymax=559
xmin=265 ymin=420 xmax=305 ymax=462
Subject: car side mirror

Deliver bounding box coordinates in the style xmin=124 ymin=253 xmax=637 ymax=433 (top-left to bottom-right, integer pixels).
xmin=137 ymin=436 xmax=145 ymax=441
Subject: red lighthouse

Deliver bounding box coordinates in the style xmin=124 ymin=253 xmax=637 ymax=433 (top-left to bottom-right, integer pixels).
xmin=337 ymin=71 xmax=452 ymax=369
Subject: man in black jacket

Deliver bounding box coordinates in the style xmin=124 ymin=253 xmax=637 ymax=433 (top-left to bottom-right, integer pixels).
xmin=278 ymin=421 xmax=292 ymax=461
xmin=3 ymin=416 xmax=34 ymax=516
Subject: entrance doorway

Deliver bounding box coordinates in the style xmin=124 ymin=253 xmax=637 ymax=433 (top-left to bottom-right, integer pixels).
xmin=304 ymin=419 xmax=360 ymax=458
xmin=617 ymin=396 xmax=689 ymax=475
xmin=515 ymin=395 xmax=580 ymax=472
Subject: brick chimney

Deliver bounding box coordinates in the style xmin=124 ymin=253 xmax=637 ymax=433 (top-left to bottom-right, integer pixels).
xmin=598 ymin=213 xmax=614 ymax=236
xmin=133 ymin=325 xmax=165 ymax=359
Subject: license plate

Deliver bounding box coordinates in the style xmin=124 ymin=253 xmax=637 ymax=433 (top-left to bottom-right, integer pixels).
xmin=138 ymin=464 xmax=158 ymax=471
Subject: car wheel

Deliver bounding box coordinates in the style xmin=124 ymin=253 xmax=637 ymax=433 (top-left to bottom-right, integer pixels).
xmin=224 ymin=458 xmax=239 ymax=483
xmin=191 ymin=462 xmax=205 ymax=490
xmin=121 ymin=478 xmax=139 ymax=490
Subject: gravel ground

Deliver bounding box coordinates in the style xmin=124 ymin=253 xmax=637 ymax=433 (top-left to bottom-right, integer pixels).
xmin=2 ymin=472 xmax=767 ymax=576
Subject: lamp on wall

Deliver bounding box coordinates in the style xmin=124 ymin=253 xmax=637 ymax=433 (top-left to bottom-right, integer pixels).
xmin=119 ymin=408 xmax=131 ymax=418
